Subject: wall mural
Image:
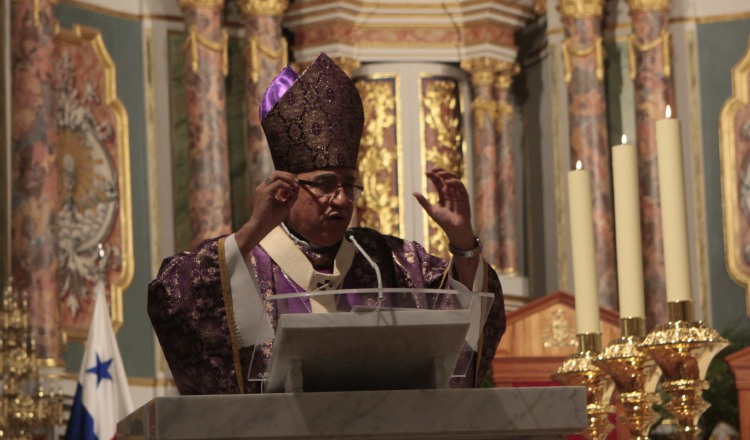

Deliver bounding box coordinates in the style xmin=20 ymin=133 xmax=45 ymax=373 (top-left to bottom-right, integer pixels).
xmin=54 ymin=25 xmax=133 ymax=340
xmin=720 ymin=36 xmax=750 ymax=318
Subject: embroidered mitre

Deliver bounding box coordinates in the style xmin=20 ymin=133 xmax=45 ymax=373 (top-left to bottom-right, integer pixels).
xmin=260 ymin=53 xmax=364 ymax=173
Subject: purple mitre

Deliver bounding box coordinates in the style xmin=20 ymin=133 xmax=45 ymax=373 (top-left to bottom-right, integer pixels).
xmin=260 ymin=65 xmax=299 ymax=120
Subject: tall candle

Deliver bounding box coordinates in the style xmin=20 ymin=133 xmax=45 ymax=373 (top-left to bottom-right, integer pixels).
xmin=655 ymin=106 xmax=692 ymax=302
xmin=612 ymin=136 xmax=646 ymax=318
xmin=567 ymin=161 xmax=601 ymax=334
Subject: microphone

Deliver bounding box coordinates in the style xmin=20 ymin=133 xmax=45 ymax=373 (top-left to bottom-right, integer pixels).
xmin=345 ymin=229 xmax=384 ymax=303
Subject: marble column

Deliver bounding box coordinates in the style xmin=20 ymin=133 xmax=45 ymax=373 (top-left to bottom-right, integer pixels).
xmin=10 ymin=0 xmax=62 ymax=363
xmin=179 ymin=0 xmax=232 ymax=247
xmin=626 ymin=0 xmax=673 ymax=328
xmin=238 ymin=0 xmax=288 ymax=197
xmin=460 ymin=58 xmax=521 ymax=274
xmin=559 ymin=0 xmax=618 ymax=310
xmin=461 ymin=58 xmax=502 ymax=271
xmin=494 ymin=63 xmax=521 ymax=275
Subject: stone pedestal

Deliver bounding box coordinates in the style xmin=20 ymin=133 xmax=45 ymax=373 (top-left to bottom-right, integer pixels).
xmin=118 ymin=387 xmax=586 ymax=439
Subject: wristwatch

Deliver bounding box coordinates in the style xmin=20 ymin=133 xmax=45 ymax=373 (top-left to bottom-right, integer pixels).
xmin=449 ymin=236 xmax=482 ymax=258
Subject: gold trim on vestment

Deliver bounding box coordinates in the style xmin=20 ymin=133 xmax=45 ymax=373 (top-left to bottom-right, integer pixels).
xmin=218 ymin=237 xmax=245 ymax=394
xmin=259 ymin=227 xmax=355 ymax=312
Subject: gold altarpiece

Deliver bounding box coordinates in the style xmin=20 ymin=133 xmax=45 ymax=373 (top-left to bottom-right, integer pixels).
xmin=353 ymin=63 xmax=470 ymax=258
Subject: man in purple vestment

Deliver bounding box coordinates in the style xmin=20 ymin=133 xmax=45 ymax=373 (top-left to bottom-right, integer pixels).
xmin=148 ymin=53 xmax=506 ymax=395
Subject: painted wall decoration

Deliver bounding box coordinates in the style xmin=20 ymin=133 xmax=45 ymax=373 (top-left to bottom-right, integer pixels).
xmin=720 ymin=36 xmax=750 ymax=318
xmin=54 ymin=25 xmax=133 ymax=340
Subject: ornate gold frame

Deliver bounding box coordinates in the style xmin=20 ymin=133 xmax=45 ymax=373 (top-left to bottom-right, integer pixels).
xmin=719 ymin=36 xmax=750 ymax=317
xmin=55 ymin=25 xmax=134 ymax=337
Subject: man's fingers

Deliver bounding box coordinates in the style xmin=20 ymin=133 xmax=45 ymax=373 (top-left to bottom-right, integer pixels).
xmin=413 ymin=192 xmax=433 ymax=214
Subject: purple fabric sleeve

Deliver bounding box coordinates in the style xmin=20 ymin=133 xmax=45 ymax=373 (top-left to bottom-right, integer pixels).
xmin=259 ymin=65 xmax=299 ymax=120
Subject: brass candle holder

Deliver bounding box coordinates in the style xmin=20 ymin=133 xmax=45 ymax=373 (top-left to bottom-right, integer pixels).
xmin=593 ymin=317 xmax=661 ymax=439
xmin=639 ymin=300 xmax=729 ymax=439
xmin=552 ymin=333 xmax=615 ymax=440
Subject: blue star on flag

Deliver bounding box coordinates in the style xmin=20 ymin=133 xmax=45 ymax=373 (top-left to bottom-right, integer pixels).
xmin=86 ymin=353 xmax=114 ymax=386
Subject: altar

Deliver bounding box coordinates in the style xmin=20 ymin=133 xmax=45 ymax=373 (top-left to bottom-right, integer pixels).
xmin=117 ymin=386 xmax=587 ymax=439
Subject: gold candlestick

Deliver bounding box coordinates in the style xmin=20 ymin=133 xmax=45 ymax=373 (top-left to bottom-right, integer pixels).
xmin=552 ymin=333 xmax=615 ymax=440
xmin=639 ymin=300 xmax=729 ymax=439
xmin=593 ymin=317 xmax=661 ymax=439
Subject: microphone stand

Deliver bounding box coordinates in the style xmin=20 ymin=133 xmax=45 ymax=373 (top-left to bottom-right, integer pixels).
xmin=345 ymin=230 xmax=384 ymax=306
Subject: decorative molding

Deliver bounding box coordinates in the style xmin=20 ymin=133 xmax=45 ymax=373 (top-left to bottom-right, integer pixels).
xmin=237 ymin=0 xmax=288 ymax=17
xmin=183 ymin=25 xmax=229 ymax=76
xmin=495 ymin=62 xmax=521 ymax=90
xmin=561 ymin=36 xmax=604 ymax=84
xmin=178 ymin=0 xmax=224 ymax=9
xmin=245 ymin=36 xmax=287 ymax=84
xmin=628 ymin=30 xmax=672 ymax=80
xmin=557 ymin=0 xmax=605 ymax=19
xmin=719 ymin=36 xmax=750 ymax=318
xmin=626 ymin=0 xmax=670 ymax=12
xmin=460 ymin=58 xmax=518 ymax=86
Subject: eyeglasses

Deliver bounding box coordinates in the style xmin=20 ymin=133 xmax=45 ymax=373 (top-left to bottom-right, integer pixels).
xmin=298 ymin=179 xmax=364 ymax=201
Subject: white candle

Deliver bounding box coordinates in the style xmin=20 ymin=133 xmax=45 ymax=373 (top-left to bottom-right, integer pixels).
xmin=567 ymin=161 xmax=601 ymax=334
xmin=612 ymin=135 xmax=646 ymax=318
xmin=655 ymin=106 xmax=692 ymax=302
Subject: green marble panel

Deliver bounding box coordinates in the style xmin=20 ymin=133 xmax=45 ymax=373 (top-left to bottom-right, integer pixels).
xmin=168 ymin=33 xmax=250 ymax=252
xmin=697 ymin=18 xmax=750 ymax=332
xmin=604 ymin=39 xmax=637 ymax=144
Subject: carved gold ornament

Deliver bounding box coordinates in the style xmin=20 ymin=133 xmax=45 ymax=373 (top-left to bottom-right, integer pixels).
xmin=557 ymin=0 xmax=605 ymax=19
xmin=179 ymin=0 xmax=224 ymax=9
xmin=183 ymin=25 xmax=229 ymax=76
xmin=238 ymin=0 xmax=289 ymax=16
xmin=422 ymin=79 xmax=463 ymax=257
xmin=460 ymin=58 xmax=517 ymax=87
xmin=562 ymin=36 xmax=604 ymax=84
xmin=246 ymin=36 xmax=287 ymax=84
xmin=628 ymin=29 xmax=672 ymax=80
xmin=471 ymin=96 xmax=496 ymax=131
xmin=542 ymin=308 xmax=577 ymax=349
xmin=626 ymin=0 xmax=670 ymax=12
xmin=354 ymin=78 xmax=399 ymax=236
xmin=495 ymin=63 xmax=520 ymax=90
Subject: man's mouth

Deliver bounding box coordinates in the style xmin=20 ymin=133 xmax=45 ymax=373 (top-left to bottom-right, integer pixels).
xmin=325 ymin=212 xmax=346 ymax=221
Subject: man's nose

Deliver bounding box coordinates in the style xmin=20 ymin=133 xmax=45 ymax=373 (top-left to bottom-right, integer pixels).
xmin=330 ymin=186 xmax=351 ymax=205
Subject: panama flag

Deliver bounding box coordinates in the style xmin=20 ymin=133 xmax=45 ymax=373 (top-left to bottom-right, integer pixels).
xmin=65 ymin=280 xmax=134 ymax=440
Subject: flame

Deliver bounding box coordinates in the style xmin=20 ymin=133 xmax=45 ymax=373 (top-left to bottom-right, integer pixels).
xmin=666 ymin=105 xmax=672 ymax=119
xmin=621 ymin=134 xmax=627 ymax=144
xmin=576 ymin=160 xmax=582 ymax=170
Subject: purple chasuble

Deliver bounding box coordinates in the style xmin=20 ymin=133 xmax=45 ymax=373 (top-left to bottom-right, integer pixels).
xmin=148 ymin=227 xmax=506 ymax=395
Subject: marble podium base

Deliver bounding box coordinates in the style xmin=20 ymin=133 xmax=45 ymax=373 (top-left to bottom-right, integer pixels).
xmin=118 ymin=387 xmax=586 ymax=439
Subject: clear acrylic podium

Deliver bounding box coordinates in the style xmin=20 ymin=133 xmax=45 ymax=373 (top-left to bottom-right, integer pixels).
xmin=119 ymin=287 xmax=589 ymax=439
xmin=248 ymin=288 xmax=492 ymax=393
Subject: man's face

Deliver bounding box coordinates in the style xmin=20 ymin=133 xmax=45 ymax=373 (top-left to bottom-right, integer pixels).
xmin=287 ymin=167 xmax=357 ymax=247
